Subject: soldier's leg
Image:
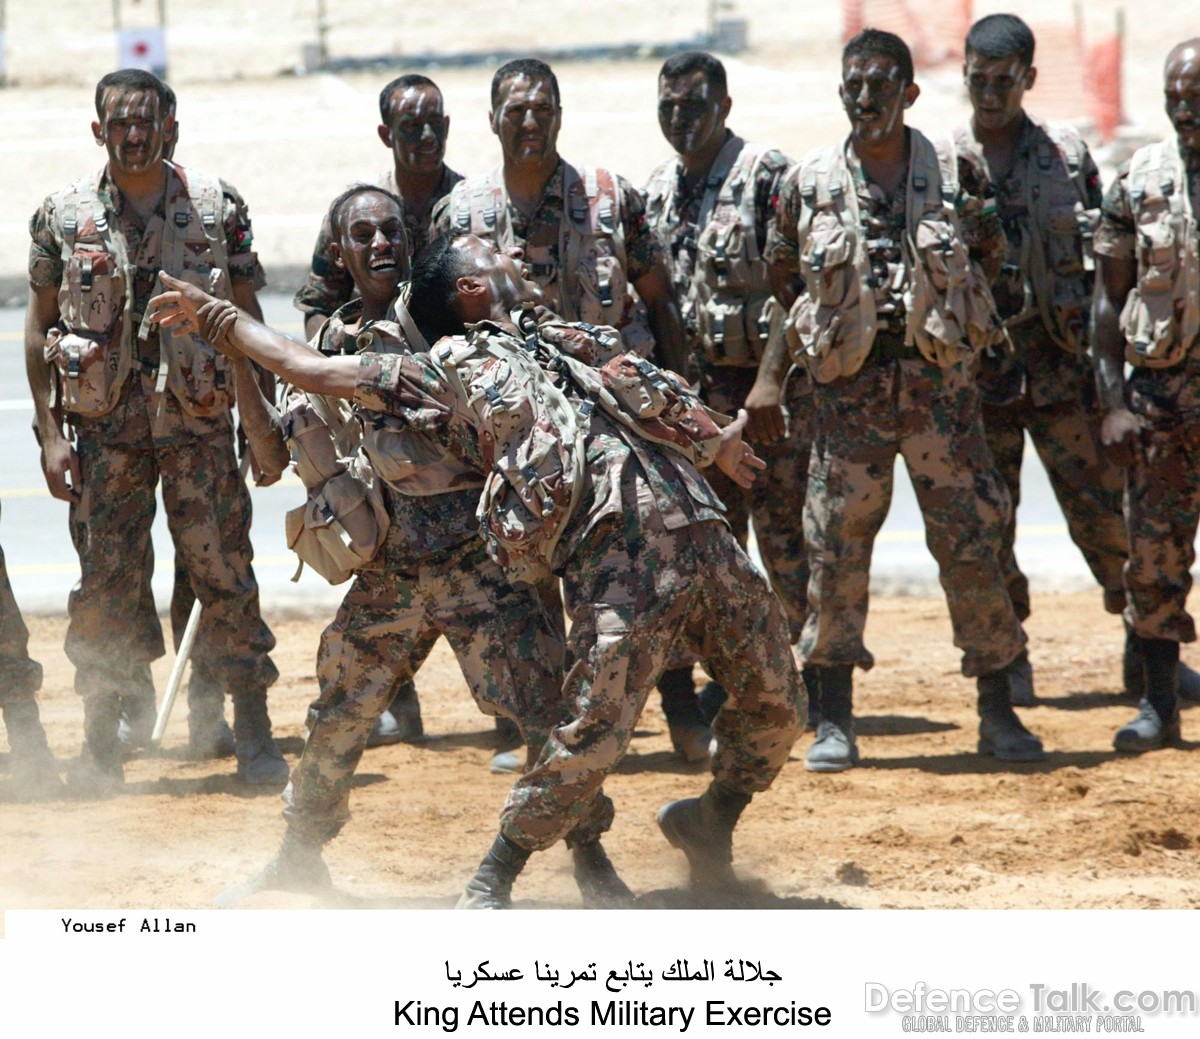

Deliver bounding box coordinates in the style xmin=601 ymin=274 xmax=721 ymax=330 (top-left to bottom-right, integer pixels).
xmin=0 ymin=521 xmax=59 ymax=800
xmin=800 ymin=379 xmax=897 ymax=770
xmin=659 ymin=523 xmax=803 ymax=891
xmin=158 ymin=431 xmax=280 ymax=784
xmin=116 ymin=541 xmax=164 ymax=751
xmin=1116 ymin=425 xmax=1200 ymax=751
xmin=898 ymin=374 xmax=1038 ymax=761
xmin=65 ymin=438 xmax=159 ymax=791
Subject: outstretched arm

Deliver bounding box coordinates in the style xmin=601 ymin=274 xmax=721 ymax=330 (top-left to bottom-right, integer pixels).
xmin=149 ymin=272 xmax=360 ymax=399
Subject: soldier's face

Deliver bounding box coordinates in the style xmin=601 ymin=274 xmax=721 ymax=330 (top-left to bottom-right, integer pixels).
xmin=1165 ymin=46 xmax=1200 ymax=155
xmin=490 ymin=75 xmax=561 ymax=166
xmin=840 ymin=54 xmax=915 ymax=148
xmin=457 ymin=234 xmax=544 ymax=308
xmin=336 ymin=193 xmax=410 ymax=302
xmin=964 ymin=52 xmax=1034 ymax=131
xmin=93 ymin=88 xmax=172 ymax=176
xmin=657 ymin=71 xmax=728 ymax=158
xmin=382 ymin=85 xmax=449 ymax=175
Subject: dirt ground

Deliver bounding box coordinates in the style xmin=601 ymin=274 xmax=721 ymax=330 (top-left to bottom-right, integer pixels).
xmin=3 ymin=589 xmax=1199 ymax=912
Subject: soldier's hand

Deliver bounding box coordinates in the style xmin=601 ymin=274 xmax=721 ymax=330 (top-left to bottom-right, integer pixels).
xmin=743 ymin=378 xmax=787 ymax=445
xmin=1099 ymin=407 xmax=1142 ymax=468
xmin=40 ymin=433 xmax=81 ymax=503
xmin=715 ymin=409 xmax=768 ymax=489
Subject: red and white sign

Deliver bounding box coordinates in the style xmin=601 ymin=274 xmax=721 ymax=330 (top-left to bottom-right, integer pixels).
xmin=117 ymin=26 xmax=167 ymax=73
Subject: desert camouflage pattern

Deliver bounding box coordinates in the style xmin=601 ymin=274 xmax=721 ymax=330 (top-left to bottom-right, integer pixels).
xmin=0 ymin=520 xmax=43 ymax=706
xmin=292 ymin=165 xmax=463 ymax=321
xmin=800 ymin=357 xmax=1024 ymax=678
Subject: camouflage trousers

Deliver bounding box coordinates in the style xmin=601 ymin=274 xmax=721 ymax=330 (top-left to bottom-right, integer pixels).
xmin=981 ymin=357 xmax=1127 ymax=620
xmin=500 ymin=515 xmax=803 ymax=853
xmin=1123 ymin=420 xmax=1200 ymax=643
xmin=284 ymin=538 xmax=613 ymax=845
xmin=703 ymin=366 xmax=814 ymax=642
xmin=0 ymin=516 xmax=43 ymax=706
xmin=801 ymin=357 xmax=1024 ymax=677
xmin=65 ymin=429 xmax=277 ymax=704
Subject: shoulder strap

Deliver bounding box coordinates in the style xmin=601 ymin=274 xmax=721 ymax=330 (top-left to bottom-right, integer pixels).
xmin=388 ymin=283 xmax=430 ymax=353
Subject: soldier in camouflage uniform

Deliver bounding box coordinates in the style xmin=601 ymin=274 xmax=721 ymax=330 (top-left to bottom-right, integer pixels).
xmin=152 ymin=230 xmax=802 ymax=905
xmin=432 ymin=57 xmax=688 ymax=375
xmin=294 ymin=74 xmax=463 ymax=339
xmin=1091 ymin=38 xmax=1200 ymax=752
xmin=0 ymin=515 xmax=62 ymax=800
xmin=645 ymin=51 xmax=809 ymax=754
xmin=954 ymin=15 xmax=1135 ymax=707
xmin=157 ymin=188 xmax=630 ymax=908
xmin=768 ymin=30 xmax=1041 ymax=772
xmin=25 ymin=70 xmax=283 ymax=793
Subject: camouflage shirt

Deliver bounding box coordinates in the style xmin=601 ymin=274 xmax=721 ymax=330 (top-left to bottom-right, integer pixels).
xmin=644 ymin=132 xmax=791 ymax=349
xmin=293 ymin=164 xmax=463 ymax=320
xmin=28 ymin=164 xmax=263 ymax=446
xmin=767 ymin=133 xmax=1003 ymax=331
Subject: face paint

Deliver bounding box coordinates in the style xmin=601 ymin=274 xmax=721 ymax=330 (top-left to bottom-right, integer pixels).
xmin=657 ymin=71 xmax=724 ymax=157
xmin=386 ymin=85 xmax=448 ymax=174
xmin=840 ymin=55 xmax=909 ymax=148
xmin=459 ymin=235 xmax=544 ymax=308
xmin=97 ymin=88 xmax=168 ymax=176
xmin=964 ymin=53 xmax=1031 ymax=132
xmin=338 ymin=192 xmax=410 ymax=303
xmin=1165 ymin=43 xmax=1200 ymax=156
xmin=492 ymin=75 xmax=561 ymax=165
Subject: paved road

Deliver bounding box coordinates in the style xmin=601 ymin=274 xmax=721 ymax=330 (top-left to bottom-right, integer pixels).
xmin=0 ymin=295 xmax=1099 ymax=616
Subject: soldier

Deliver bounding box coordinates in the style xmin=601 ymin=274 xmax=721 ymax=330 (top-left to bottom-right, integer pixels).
xmin=295 ymin=74 xmax=463 ymax=339
xmin=154 ymin=231 xmax=802 ymax=905
xmin=24 ymin=69 xmax=284 ymax=792
xmin=645 ymin=51 xmax=812 ymax=753
xmin=159 ymin=188 xmax=630 ymax=908
xmin=955 ymin=15 xmax=1200 ymax=707
xmin=768 ymin=29 xmax=1043 ymax=771
xmin=1092 ymin=38 xmax=1200 ymax=751
xmin=432 ymin=57 xmax=688 ymax=374
xmin=0 ymin=512 xmax=61 ymax=801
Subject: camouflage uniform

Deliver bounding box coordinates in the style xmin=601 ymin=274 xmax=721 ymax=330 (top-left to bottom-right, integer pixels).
xmin=283 ymin=304 xmax=608 ymax=846
xmin=770 ymin=136 xmax=1024 ymax=676
xmin=355 ymin=333 xmax=803 ymax=853
xmin=0 ymin=519 xmax=44 ymax=709
xmin=293 ymin=165 xmax=463 ymax=323
xmin=28 ymin=166 xmax=277 ymax=727
xmin=957 ymin=118 xmax=1126 ymax=620
xmin=1094 ymin=154 xmax=1200 ymax=644
xmin=646 ymin=134 xmax=810 ymax=639
xmin=431 ymin=160 xmax=663 ymax=355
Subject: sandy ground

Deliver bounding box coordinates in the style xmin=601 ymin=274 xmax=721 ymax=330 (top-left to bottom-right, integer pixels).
xmin=4 ymin=590 xmax=1199 ymax=912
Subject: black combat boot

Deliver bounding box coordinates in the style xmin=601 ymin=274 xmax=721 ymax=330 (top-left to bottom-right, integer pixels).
xmin=187 ymin=663 xmax=235 ymax=759
xmin=658 ymin=666 xmax=711 ymax=762
xmin=214 ymin=827 xmax=333 ymax=907
xmin=801 ymin=666 xmax=820 ymax=730
xmin=457 ymin=833 xmax=531 ymax=909
xmin=1007 ymin=648 xmax=1037 ymax=706
xmin=3 ymin=698 xmax=62 ymax=800
xmin=570 ymin=840 xmax=636 ymax=908
xmin=657 ymin=780 xmax=752 ymax=891
xmin=804 ymin=664 xmax=858 ymax=772
xmin=1115 ymin=638 xmax=1181 ymax=753
xmin=117 ymin=662 xmax=156 ymax=751
xmin=977 ymin=662 xmax=1046 ymax=761
xmin=232 ymin=687 xmax=289 ymax=786
xmin=69 ymin=692 xmax=124 ymax=796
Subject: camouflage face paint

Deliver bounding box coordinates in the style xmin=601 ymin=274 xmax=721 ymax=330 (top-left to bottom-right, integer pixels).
xmin=493 ymin=75 xmax=560 ymax=165
xmin=387 ymin=85 xmax=448 ymax=174
xmin=964 ymin=53 xmax=1031 ymax=133
xmin=1165 ymin=42 xmax=1200 ymax=156
xmin=657 ymin=71 xmax=724 ymax=157
xmin=840 ymin=56 xmax=909 ymax=148
xmin=98 ymin=88 xmax=168 ymax=175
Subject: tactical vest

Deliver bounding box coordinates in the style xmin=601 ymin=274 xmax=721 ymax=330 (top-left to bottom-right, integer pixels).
xmin=644 ymin=136 xmax=780 ymax=367
xmin=449 ymin=163 xmax=630 ymax=332
xmin=785 ymin=132 xmax=1001 ymax=383
xmin=1118 ymin=139 xmax=1200 ymax=368
xmin=50 ymin=162 xmax=233 ymax=419
xmin=957 ymin=117 xmax=1100 ymax=352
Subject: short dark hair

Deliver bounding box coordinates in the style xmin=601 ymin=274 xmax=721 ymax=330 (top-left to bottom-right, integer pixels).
xmin=659 ymin=51 xmax=727 ymax=99
xmin=328 ymin=183 xmax=406 ymax=242
xmin=408 ymin=233 xmax=475 ymax=344
xmin=94 ymin=69 xmax=173 ymax=119
xmin=491 ymin=58 xmax=559 ymax=108
xmin=965 ymin=14 xmax=1036 ymax=67
xmin=843 ymin=28 xmax=915 ymax=87
xmin=378 ymin=74 xmax=440 ymax=123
